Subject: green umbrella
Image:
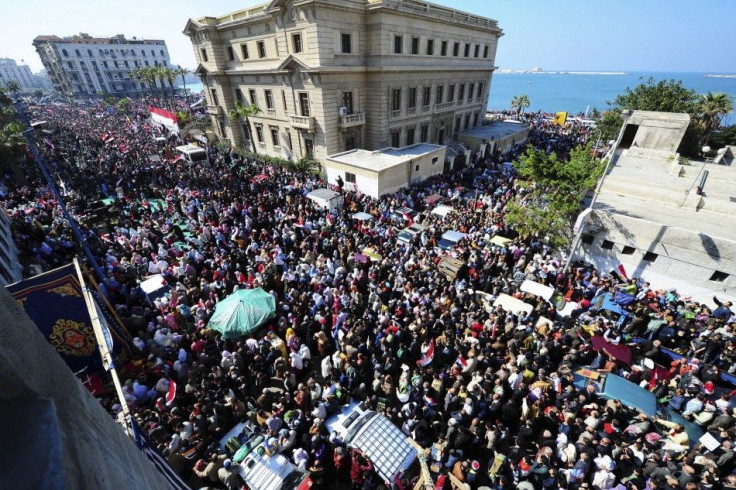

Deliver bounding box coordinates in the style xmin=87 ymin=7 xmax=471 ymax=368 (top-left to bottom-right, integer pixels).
xmin=207 ymin=288 xmax=276 ymax=340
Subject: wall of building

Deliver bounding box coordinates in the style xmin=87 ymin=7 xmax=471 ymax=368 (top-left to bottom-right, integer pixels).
xmin=0 ymin=59 xmax=37 ymax=89
xmin=0 ymin=209 xmax=22 ymax=286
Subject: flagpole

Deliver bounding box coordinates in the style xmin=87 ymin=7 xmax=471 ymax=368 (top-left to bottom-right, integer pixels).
xmin=73 ymin=257 xmax=133 ymax=436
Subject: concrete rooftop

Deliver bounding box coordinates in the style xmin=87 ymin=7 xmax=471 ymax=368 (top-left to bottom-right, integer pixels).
xmin=327 ymin=143 xmax=444 ymax=172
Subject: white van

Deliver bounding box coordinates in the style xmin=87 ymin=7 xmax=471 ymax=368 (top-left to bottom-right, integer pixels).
xmin=239 ymin=445 xmax=312 ymax=490
xmin=175 ymin=144 xmax=209 ymax=166
xmin=306 ymin=188 xmax=344 ymax=213
xmin=397 ymin=223 xmax=425 ymax=244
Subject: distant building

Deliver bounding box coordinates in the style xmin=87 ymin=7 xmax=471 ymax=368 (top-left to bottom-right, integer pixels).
xmin=183 ymin=0 xmax=502 ymax=163
xmin=0 ymin=58 xmax=36 ymax=89
xmin=32 ymin=33 xmax=172 ymax=98
xmin=572 ymin=110 xmax=736 ymax=305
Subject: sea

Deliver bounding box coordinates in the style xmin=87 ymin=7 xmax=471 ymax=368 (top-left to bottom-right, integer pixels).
xmin=179 ymin=71 xmax=736 ymax=120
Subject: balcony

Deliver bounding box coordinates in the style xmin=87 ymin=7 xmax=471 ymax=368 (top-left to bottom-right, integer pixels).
xmin=207 ymin=105 xmax=223 ymax=116
xmin=434 ymin=101 xmax=456 ymax=112
xmin=290 ymin=114 xmax=315 ymax=132
xmin=339 ymin=112 xmax=366 ymax=129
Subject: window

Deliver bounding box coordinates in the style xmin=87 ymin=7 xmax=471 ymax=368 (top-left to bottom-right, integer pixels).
xmin=344 ymin=172 xmax=357 ymax=184
xmin=345 ymin=136 xmax=356 ymax=150
xmin=435 ymin=85 xmax=444 ymax=104
xmin=408 ymin=88 xmax=417 ymax=109
xmin=257 ymin=41 xmax=266 ymax=58
xmin=68 ymin=61 xmax=74 ymax=69
xmin=87 ymin=49 xmax=93 ymax=57
xmin=391 ymin=131 xmax=400 ymax=147
xmin=241 ymin=44 xmax=249 ymax=59
xmin=341 ymin=33 xmax=352 ymax=54
xmin=422 ymin=87 xmax=431 ymax=106
xmin=406 ymin=128 xmax=415 ymax=145
xmin=464 ymin=113 xmax=470 ymax=130
xmin=452 ymin=42 xmax=459 ymax=57
xmin=464 ymin=43 xmax=470 ymax=57
xmin=211 ymin=88 xmax=219 ymax=106
xmin=341 ymin=91 xmax=354 ymax=114
xmin=474 ymin=44 xmax=480 ymax=58
xmin=391 ymin=89 xmax=401 ymax=111
xmin=454 ymin=117 xmax=461 ymax=133
xmin=226 ymin=46 xmax=235 ymax=61
xmin=483 ymin=45 xmax=489 ymax=58
xmin=142 ymin=50 xmax=146 ymax=57
xmin=274 ymin=38 xmax=280 ymax=56
xmin=426 ymin=39 xmax=434 ymax=55
xmin=270 ymin=127 xmax=280 ymax=146
xmin=200 ymin=48 xmax=208 ymax=62
xmin=458 ymin=84 xmax=465 ymax=101
xmin=420 ymin=124 xmax=428 ymax=142
xmin=62 ymin=49 xmax=69 ymax=57
xmin=75 ymin=49 xmax=81 ymax=56
xmin=440 ymin=41 xmax=448 ymax=56
xmin=477 ymin=82 xmax=484 ymax=99
xmin=394 ymin=35 xmax=403 ymax=54
xmin=249 ymin=89 xmax=257 ymax=106
xmin=642 ymin=251 xmax=658 ymax=262
xmin=472 ymin=112 xmax=479 ymax=127
xmin=432 ymin=157 xmax=438 ymax=165
xmin=411 ymin=37 xmax=419 ymax=55
xmin=286 ymin=130 xmax=293 ymax=149
xmin=235 ymin=89 xmax=244 ymax=104
xmin=255 ymin=125 xmax=264 ymax=143
xmin=299 ymin=93 xmax=310 ymax=116
xmin=415 ymin=164 xmax=420 ymax=172
xmin=581 ymin=234 xmax=595 ymax=244
xmin=710 ymin=271 xmax=730 ymax=282
xmin=601 ymin=240 xmax=615 ymax=250
xmin=467 ymin=83 xmax=474 ymax=101
xmin=292 ymin=33 xmax=303 ymax=53
xmin=265 ymin=90 xmax=274 ymax=109
xmin=160 ymin=50 xmax=164 ymax=56
xmin=282 ymin=90 xmax=288 ymax=112
xmin=448 ymin=84 xmax=455 ymax=102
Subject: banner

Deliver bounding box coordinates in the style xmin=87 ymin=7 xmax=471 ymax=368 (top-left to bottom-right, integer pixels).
xmin=552 ymin=111 xmax=567 ymax=126
xmin=7 ymin=264 xmax=134 ymax=374
xmin=149 ymin=106 xmax=179 ymax=134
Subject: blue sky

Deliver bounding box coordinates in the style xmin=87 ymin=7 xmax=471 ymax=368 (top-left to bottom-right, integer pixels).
xmin=3 ymin=0 xmax=735 ymax=73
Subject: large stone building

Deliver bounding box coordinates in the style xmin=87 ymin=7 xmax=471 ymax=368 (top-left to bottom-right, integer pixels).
xmin=33 ymin=33 xmax=172 ymax=98
xmin=0 ymin=58 xmax=37 ymax=89
xmin=184 ymin=0 xmax=502 ymax=162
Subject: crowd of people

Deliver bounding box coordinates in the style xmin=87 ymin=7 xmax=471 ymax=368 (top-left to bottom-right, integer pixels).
xmin=4 ymin=98 xmax=736 ymax=490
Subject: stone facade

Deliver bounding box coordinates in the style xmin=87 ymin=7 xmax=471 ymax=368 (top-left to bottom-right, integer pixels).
xmin=0 ymin=58 xmax=37 ymax=89
xmin=33 ymin=33 xmax=172 ymax=98
xmin=184 ymin=0 xmax=502 ymax=163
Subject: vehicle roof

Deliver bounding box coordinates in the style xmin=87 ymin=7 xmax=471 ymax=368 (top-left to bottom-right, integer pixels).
xmin=307 ymin=188 xmax=341 ymax=200
xmin=574 ymin=372 xmax=657 ymax=416
xmin=440 ymin=230 xmax=466 ymax=241
xmin=240 ymin=447 xmax=298 ymax=490
xmin=175 ymin=144 xmax=206 ymax=153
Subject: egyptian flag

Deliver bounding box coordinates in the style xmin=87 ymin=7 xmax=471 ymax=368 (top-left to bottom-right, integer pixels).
xmin=149 ymin=106 xmax=179 ymax=134
xmin=326 ymin=213 xmax=333 ymax=227
xmin=416 ymin=339 xmax=435 ymax=367
xmin=618 ymin=264 xmax=629 ymax=281
xmin=402 ymin=211 xmax=413 ymax=226
xmin=166 ymin=379 xmax=177 ymax=406
xmin=648 ymin=371 xmax=658 ymax=391
xmin=455 ymin=355 xmax=468 ymax=369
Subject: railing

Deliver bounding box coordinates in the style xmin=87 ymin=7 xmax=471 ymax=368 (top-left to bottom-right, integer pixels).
xmin=266 ymin=108 xmax=277 ymax=117
xmin=434 ymin=101 xmax=456 ymax=112
xmin=290 ymin=114 xmax=315 ymax=132
xmin=339 ymin=112 xmax=365 ymax=129
xmin=407 ymin=107 xmax=416 ymax=115
xmin=207 ymin=105 xmax=223 ymax=116
xmin=391 ymin=109 xmax=401 ymax=119
xmin=421 ymin=105 xmax=431 ymax=113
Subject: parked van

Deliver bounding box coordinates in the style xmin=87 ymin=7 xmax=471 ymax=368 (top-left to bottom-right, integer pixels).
xmin=175 ymin=144 xmax=209 ymax=165
xmin=306 ymin=188 xmax=344 ymax=213
xmin=239 ymin=444 xmax=312 ymax=490
xmin=437 ymin=230 xmax=467 ymax=251
xmin=397 ymin=223 xmax=425 ymax=244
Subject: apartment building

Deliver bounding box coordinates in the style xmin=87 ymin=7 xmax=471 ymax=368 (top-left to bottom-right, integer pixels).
xmin=184 ymin=0 xmax=502 ymax=162
xmin=32 ymin=33 xmax=172 ymax=98
xmin=0 ymin=58 xmax=37 ymax=89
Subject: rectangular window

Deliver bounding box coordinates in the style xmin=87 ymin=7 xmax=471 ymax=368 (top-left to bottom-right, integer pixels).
xmin=341 ymin=92 xmax=354 ymax=114
xmin=408 ymin=88 xmax=417 ymax=109
xmin=420 ymin=124 xmax=428 ymax=142
xmin=241 ymin=44 xmax=249 ymax=59
xmin=235 ymin=89 xmax=244 ymax=104
xmin=454 ymin=117 xmax=461 ymax=133
xmin=341 ymin=33 xmax=352 ymax=54
xmin=226 ymin=46 xmax=235 ymax=61
xmin=642 ymin=251 xmax=658 ymax=262
xmin=257 ymin=41 xmax=266 ymax=58
xmin=394 ymin=35 xmax=403 ymax=54
xmin=411 ymin=37 xmax=419 ymax=55
xmin=270 ymin=127 xmax=279 ymax=146
xmin=435 ymin=85 xmax=444 ymax=104
xmin=255 ymin=125 xmax=264 ymax=143
xmin=474 ymin=44 xmax=480 ymax=58
xmin=472 ymin=112 xmax=479 ymax=127
xmin=406 ymin=128 xmax=415 ymax=145
xmin=274 ymin=38 xmax=279 ymax=56
xmin=440 ymin=41 xmax=448 ymax=56
xmin=477 ymin=82 xmax=484 ymax=99
xmin=286 ymin=130 xmax=293 ymax=149
xmin=391 ymin=131 xmax=400 ymax=147
xmin=464 ymin=113 xmax=470 ymax=130
xmin=621 ymin=246 xmax=636 ymax=255
xmin=710 ymin=271 xmax=729 ymax=282
xmin=249 ymin=89 xmax=257 ymax=106
xmin=211 ymin=88 xmax=219 ymax=106
xmin=345 ymin=172 xmax=356 ymax=183
xmin=458 ymin=84 xmax=465 ymax=101
xmin=453 ymin=42 xmax=459 ymax=57
xmin=601 ymin=240 xmax=615 ymax=250
xmin=422 ymin=87 xmax=431 ymax=106
xmin=265 ymin=90 xmax=274 ymax=109
xmin=292 ymin=33 xmax=303 ymax=53
xmin=483 ymin=45 xmax=489 ymax=58
xmin=299 ymin=93 xmax=310 ymax=116
xmin=464 ymin=43 xmax=470 ymax=57
xmin=467 ymin=83 xmax=474 ymax=101
xmin=391 ymin=89 xmax=401 ymax=111
xmin=200 ymin=48 xmax=208 ymax=62
xmin=282 ymin=90 xmax=288 ymax=112
xmin=448 ymin=84 xmax=455 ymax=102
xmin=345 ymin=136 xmax=356 ymax=150
xmin=581 ymin=234 xmax=595 ymax=244
xmin=426 ymin=39 xmax=434 ymax=55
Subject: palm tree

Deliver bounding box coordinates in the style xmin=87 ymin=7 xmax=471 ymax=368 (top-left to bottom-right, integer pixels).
xmin=174 ymin=65 xmax=190 ymax=103
xmin=4 ymin=80 xmax=21 ymax=98
xmin=154 ymin=66 xmax=169 ymax=109
xmin=228 ymin=100 xmax=262 ymax=154
xmin=163 ymin=67 xmax=177 ymax=110
xmin=510 ymin=94 xmax=531 ymax=118
xmin=697 ymin=91 xmax=733 ymax=147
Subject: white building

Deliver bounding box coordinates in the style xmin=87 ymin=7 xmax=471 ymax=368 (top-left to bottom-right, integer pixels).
xmin=325 ymin=143 xmax=446 ymax=198
xmin=572 ymin=110 xmax=736 ymax=305
xmin=0 ymin=58 xmax=37 ymax=89
xmin=33 ymin=33 xmax=172 ymax=98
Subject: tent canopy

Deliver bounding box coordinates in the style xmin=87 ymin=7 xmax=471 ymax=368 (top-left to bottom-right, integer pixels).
xmin=207 ymin=288 xmax=276 ymax=339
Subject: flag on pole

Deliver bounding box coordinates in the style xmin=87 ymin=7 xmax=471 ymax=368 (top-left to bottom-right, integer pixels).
xmin=416 ymin=339 xmax=435 ymax=367
xmin=130 ymin=419 xmax=190 ymax=490
xmin=166 ymin=379 xmax=177 ymax=406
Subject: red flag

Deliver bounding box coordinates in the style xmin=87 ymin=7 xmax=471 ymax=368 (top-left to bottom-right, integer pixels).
xmin=618 ymin=264 xmax=629 ymax=280
xmin=416 ymin=339 xmax=435 ymax=367
xmin=166 ymin=379 xmax=177 ymax=406
xmin=648 ymin=371 xmax=657 ymax=391
xmin=326 ymin=213 xmax=333 ymax=226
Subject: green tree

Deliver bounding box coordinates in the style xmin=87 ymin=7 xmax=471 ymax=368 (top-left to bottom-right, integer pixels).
xmin=227 ymin=100 xmax=261 ymax=154
xmin=709 ymin=125 xmax=736 ymax=148
xmin=117 ymin=97 xmax=131 ymax=113
xmin=696 ymin=91 xmax=733 ymax=147
xmin=0 ymin=87 xmax=26 ymax=172
xmin=510 ymin=94 xmax=530 ymax=117
xmin=4 ymin=80 xmax=21 ymax=96
xmin=174 ymin=65 xmax=190 ymax=102
xmin=505 ymin=143 xmax=604 ymax=246
xmin=163 ymin=67 xmax=177 ymax=108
